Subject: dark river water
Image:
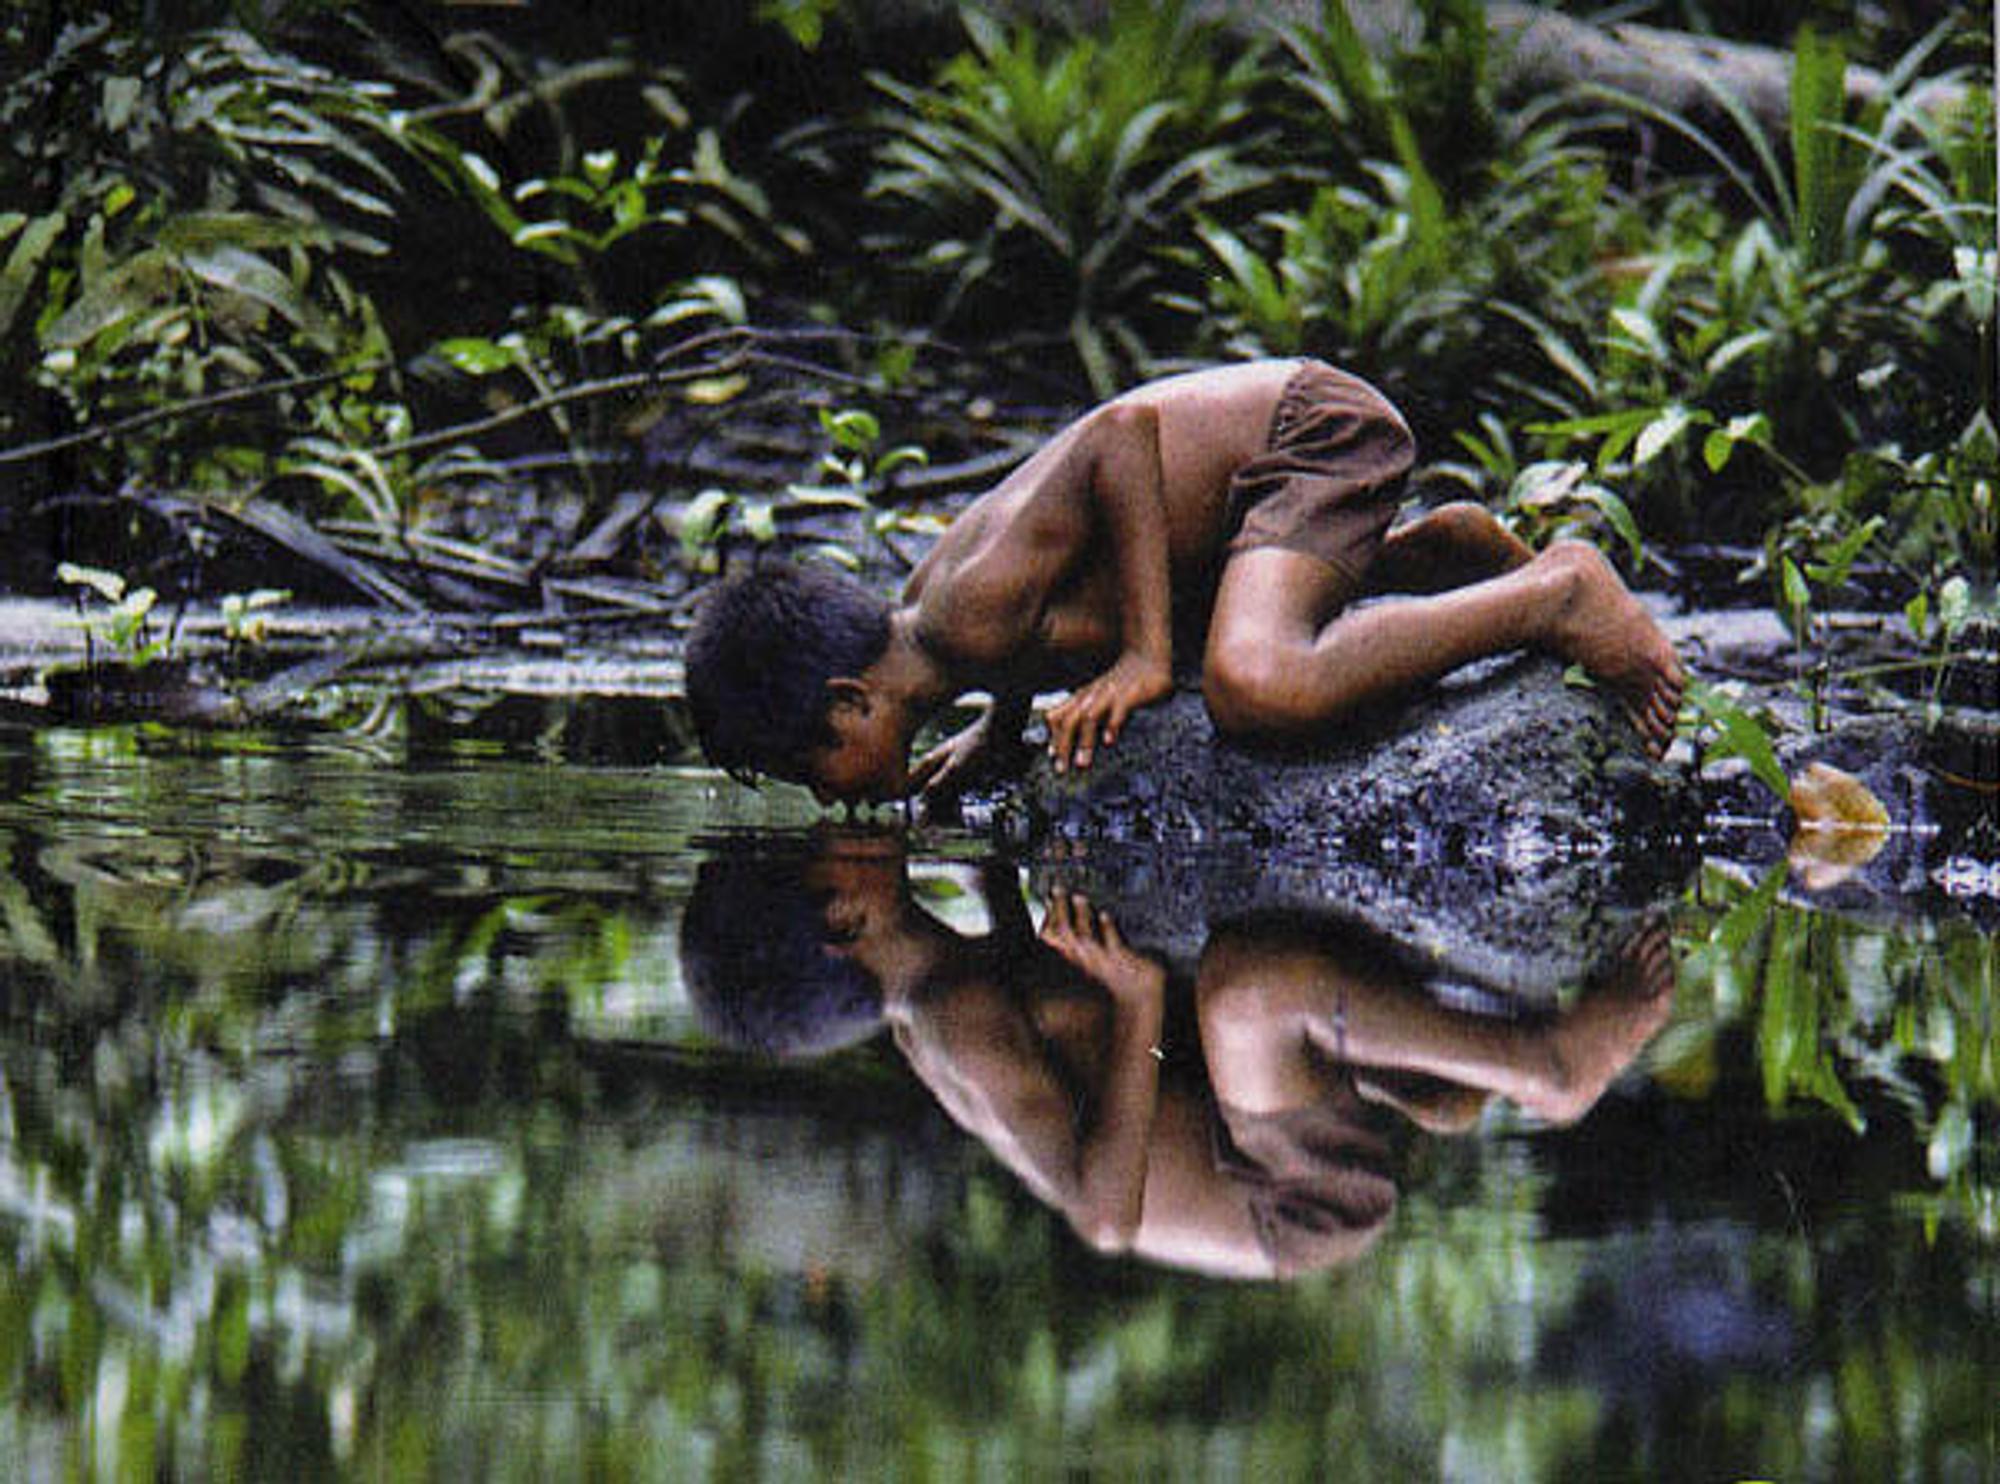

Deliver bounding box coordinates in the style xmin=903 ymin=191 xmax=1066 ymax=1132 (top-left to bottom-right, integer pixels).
xmin=0 ymin=712 xmax=1991 ymax=1480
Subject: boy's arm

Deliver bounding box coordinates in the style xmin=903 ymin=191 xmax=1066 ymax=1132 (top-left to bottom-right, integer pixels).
xmin=1043 ymin=403 xmax=1173 ymax=773
xmin=909 ymin=690 xmax=1032 ymax=802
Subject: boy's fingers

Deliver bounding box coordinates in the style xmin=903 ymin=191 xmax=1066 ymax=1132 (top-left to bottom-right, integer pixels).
xmin=1046 ymin=707 xmax=1073 ymax=771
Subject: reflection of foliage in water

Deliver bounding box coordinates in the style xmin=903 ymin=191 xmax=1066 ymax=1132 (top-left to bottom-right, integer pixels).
xmin=1676 ymin=862 xmax=1996 ymax=1235
xmin=0 ymin=730 xmax=1993 ymax=1475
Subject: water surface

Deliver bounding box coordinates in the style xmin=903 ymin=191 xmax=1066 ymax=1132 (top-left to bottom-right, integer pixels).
xmin=0 ymin=716 xmax=1991 ymax=1480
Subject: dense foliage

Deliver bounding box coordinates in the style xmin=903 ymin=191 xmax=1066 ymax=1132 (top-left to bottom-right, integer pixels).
xmin=0 ymin=0 xmax=1992 ymax=674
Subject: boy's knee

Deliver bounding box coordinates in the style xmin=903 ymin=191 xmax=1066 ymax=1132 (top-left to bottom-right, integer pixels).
xmin=1203 ymin=633 xmax=1311 ymax=734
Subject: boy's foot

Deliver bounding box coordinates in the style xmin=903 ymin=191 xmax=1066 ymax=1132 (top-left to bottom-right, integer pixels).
xmin=1542 ymin=542 xmax=1686 ymax=757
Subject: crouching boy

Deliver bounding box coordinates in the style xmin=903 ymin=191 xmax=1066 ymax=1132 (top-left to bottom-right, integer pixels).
xmin=687 ymin=359 xmax=1684 ymax=806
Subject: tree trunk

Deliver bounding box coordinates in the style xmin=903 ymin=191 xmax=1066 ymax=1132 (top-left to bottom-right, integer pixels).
xmin=879 ymin=0 xmax=1964 ymax=141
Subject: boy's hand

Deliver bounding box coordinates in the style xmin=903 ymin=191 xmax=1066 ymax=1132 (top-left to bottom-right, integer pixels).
xmin=910 ymin=705 xmax=1022 ymax=802
xmin=1039 ymin=890 xmax=1164 ymax=1005
xmin=1044 ymin=653 xmax=1171 ymax=773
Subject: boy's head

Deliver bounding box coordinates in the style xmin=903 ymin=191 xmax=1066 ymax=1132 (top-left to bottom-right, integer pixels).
xmin=678 ymin=842 xmax=890 ymax=1059
xmin=685 ymin=562 xmax=898 ymax=795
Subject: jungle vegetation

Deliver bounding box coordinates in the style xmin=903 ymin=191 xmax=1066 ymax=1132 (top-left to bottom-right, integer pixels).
xmin=0 ymin=1 xmax=1990 ymax=644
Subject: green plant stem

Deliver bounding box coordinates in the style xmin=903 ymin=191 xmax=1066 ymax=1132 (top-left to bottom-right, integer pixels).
xmin=371 ymin=328 xmax=751 ymax=460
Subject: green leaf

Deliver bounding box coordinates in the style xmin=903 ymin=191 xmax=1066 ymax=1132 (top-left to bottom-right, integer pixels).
xmin=1686 ymin=680 xmax=1790 ymax=799
xmin=1634 ymin=404 xmax=1703 ymax=467
xmin=677 ymin=489 xmax=732 ymax=559
xmin=1804 ymin=515 xmax=1884 ymax=586
xmin=0 ymin=212 xmax=66 ymax=340
xmin=57 ymin=562 xmax=127 ymax=602
xmin=739 ymin=500 xmax=777 ymax=543
xmin=156 ymin=211 xmax=331 ymax=254
xmin=1526 ymin=407 xmax=1655 ymax=441
xmin=1791 ymin=27 xmax=1852 ymax=270
xmin=1609 ymin=305 xmax=1668 ymax=363
xmin=1780 ymin=554 xmax=1812 ymax=617
xmin=1903 ymin=590 xmax=1929 ymax=637
xmin=820 ymin=407 xmax=880 ymax=451
xmin=180 ymin=245 xmax=327 ymax=336
xmin=435 ymin=337 xmax=516 ymax=375
xmin=1705 ymin=328 xmax=1775 ymax=375
xmin=1582 ymin=486 xmax=1645 ymax=568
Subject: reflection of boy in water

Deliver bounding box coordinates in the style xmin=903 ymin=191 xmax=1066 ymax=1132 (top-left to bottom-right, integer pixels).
xmin=679 ymin=837 xmax=1675 ymax=1280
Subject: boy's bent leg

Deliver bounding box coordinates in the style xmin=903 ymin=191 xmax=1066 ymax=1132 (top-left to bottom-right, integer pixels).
xmin=1201 ymin=541 xmax=1685 ymax=753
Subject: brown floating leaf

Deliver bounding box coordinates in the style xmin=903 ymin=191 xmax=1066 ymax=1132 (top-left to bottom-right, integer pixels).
xmin=1788 ymin=761 xmax=1890 ymax=830
xmin=1787 ymin=762 xmax=1890 ymax=889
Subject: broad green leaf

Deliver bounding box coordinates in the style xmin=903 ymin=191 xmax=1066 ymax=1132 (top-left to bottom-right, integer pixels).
xmin=57 ymin=562 xmax=127 ymax=602
xmin=1508 ymin=460 xmax=1586 ymax=508
xmin=1705 ymin=328 xmax=1775 ymax=375
xmin=1903 ymin=590 xmax=1929 ymax=637
xmin=1582 ymin=486 xmax=1645 ymax=568
xmin=1634 ymin=404 xmax=1701 ymax=466
xmin=1686 ymin=680 xmax=1790 ymax=799
xmin=42 ymin=246 xmax=175 ymax=348
xmin=0 ymin=211 xmax=66 ymax=339
xmin=677 ymin=489 xmax=732 ymax=557
xmin=821 ymin=408 xmax=880 ymax=451
xmin=1804 ymin=515 xmax=1884 ymax=585
xmin=1791 ymin=28 xmax=1852 ymax=270
xmin=1609 ymin=305 xmax=1668 ymax=362
xmin=435 ymin=337 xmax=516 ymax=375
xmin=1723 ymin=412 xmax=1772 ymax=444
xmin=156 ymin=212 xmax=330 ymax=253
xmin=1526 ymin=407 xmax=1655 ymax=440
xmin=180 ymin=245 xmax=327 ymax=336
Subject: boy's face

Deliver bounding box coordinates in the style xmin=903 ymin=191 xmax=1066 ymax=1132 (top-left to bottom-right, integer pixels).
xmin=804 ymin=835 xmax=906 ymax=952
xmin=805 ymin=694 xmax=910 ymax=805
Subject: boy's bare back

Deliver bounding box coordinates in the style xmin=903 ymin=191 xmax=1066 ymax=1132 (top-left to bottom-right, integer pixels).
xmin=903 ymin=360 xmax=1302 ymax=686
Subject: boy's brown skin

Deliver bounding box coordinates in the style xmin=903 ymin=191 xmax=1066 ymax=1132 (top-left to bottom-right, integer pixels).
xmin=815 ymin=838 xmax=1676 ymax=1279
xmin=805 ymin=360 xmax=1685 ymax=807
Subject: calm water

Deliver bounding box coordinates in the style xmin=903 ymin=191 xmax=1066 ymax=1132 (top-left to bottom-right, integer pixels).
xmin=0 ymin=715 xmax=1992 ymax=1481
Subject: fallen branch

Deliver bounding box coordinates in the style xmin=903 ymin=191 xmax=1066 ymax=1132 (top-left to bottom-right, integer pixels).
xmin=371 ymin=326 xmax=753 ymax=460
xmin=0 ymin=362 xmax=392 ymax=468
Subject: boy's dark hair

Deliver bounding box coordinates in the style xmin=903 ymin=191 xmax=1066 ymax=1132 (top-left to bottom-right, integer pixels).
xmin=678 ymin=848 xmax=885 ymax=1059
xmin=685 ymin=563 xmax=894 ymax=782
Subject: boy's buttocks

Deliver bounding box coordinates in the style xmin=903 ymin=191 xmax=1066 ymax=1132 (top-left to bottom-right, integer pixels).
xmin=1121 ymin=360 xmax=1307 ymax=558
